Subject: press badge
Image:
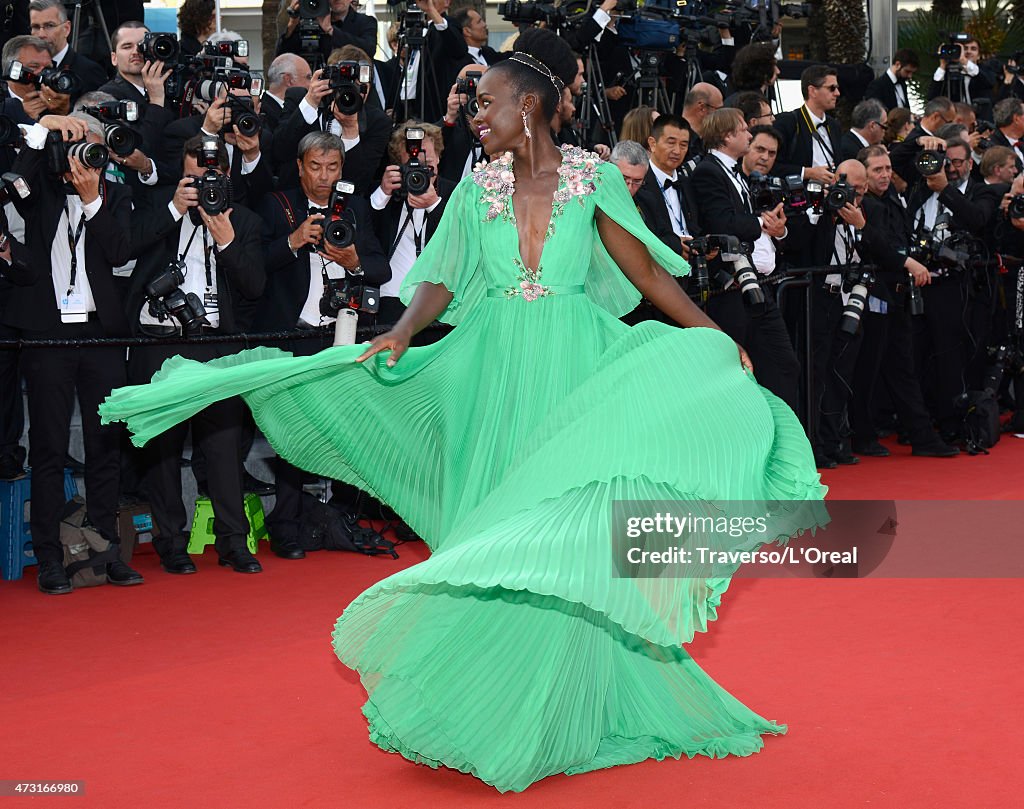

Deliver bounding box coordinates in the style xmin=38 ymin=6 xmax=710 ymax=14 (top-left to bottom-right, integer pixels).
xmin=59 ymin=291 xmax=88 ymax=323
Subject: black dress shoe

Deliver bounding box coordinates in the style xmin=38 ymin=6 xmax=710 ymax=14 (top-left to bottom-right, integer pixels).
xmin=37 ymin=560 xmax=72 ymax=595
xmin=912 ymin=440 xmax=960 ymax=458
xmin=243 ymin=472 xmax=276 ymax=496
xmin=160 ymin=551 xmax=197 ymax=575
xmin=270 ymin=535 xmax=306 ymax=559
xmin=833 ymin=451 xmax=860 ymax=465
xmin=217 ymin=547 xmax=263 ymax=573
xmin=106 ymin=559 xmax=145 ymax=586
xmin=852 ymin=440 xmax=890 ymax=457
xmin=0 ymin=454 xmax=26 ymax=481
xmin=814 ymin=453 xmax=838 ymax=470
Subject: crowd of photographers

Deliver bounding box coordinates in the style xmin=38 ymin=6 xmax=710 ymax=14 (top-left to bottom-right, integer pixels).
xmin=2 ymin=0 xmax=1023 ymax=595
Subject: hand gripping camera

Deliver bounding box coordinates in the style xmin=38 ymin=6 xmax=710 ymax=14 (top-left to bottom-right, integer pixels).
xmin=309 ymin=180 xmax=357 ymax=252
xmin=80 ymin=102 xmax=143 ymax=158
xmin=691 ymin=234 xmax=765 ymax=315
xmin=323 ymin=61 xmax=372 ymax=116
xmin=44 ymin=131 xmax=110 ymax=175
xmin=187 ymin=137 xmax=233 ymax=219
xmin=144 ymin=259 xmax=211 ymax=333
xmin=396 ymin=127 xmax=434 ymax=199
xmin=456 ymin=70 xmax=483 ymax=116
xmin=4 ymin=60 xmax=81 ymax=96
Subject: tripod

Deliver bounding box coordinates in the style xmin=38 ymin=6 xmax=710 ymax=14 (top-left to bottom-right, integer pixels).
xmin=67 ymin=0 xmax=112 ymax=54
xmin=388 ymin=7 xmax=441 ymax=127
xmin=578 ymin=43 xmax=616 ymax=149
xmin=634 ymin=50 xmax=672 ymax=112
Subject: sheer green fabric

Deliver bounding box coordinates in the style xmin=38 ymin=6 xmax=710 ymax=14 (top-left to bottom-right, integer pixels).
xmin=100 ymin=146 xmax=827 ymax=793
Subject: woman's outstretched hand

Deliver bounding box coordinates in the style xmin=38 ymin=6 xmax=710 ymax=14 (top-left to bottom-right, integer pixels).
xmin=356 ymin=328 xmax=412 ymax=367
xmin=737 ymin=343 xmax=754 ymax=374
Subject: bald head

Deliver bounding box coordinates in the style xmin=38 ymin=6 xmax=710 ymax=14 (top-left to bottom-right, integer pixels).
xmin=267 ymin=53 xmax=312 ymax=94
xmin=836 ymin=159 xmax=867 ymax=197
xmin=683 ymin=82 xmax=724 ymax=133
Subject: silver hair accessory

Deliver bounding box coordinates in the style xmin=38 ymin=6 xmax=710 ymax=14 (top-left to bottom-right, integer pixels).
xmin=509 ymin=52 xmax=565 ymax=96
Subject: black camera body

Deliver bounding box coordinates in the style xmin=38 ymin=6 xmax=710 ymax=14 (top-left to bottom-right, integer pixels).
xmin=218 ymin=94 xmax=261 ymax=137
xmin=79 ymin=103 xmax=143 ymax=157
xmin=144 ymin=259 xmax=210 ymax=332
xmin=916 ymin=149 xmax=946 ymax=177
xmin=139 ymin=32 xmax=180 ymax=63
xmin=748 ymin=172 xmax=809 ymax=216
xmin=203 ymin=39 xmax=249 ymax=59
xmin=4 ymin=61 xmax=81 ymax=95
xmin=938 ymin=33 xmax=970 ymax=63
xmin=319 ymin=277 xmax=380 ymax=317
xmin=396 ymin=127 xmax=434 ymax=199
xmin=310 ymin=180 xmax=357 ymax=252
xmin=190 ymin=171 xmax=232 ymax=216
xmin=823 ymin=173 xmax=856 ymax=213
xmin=323 ymin=61 xmax=371 ymax=115
xmin=976 ymin=119 xmax=995 ymax=150
xmin=44 ymin=132 xmax=110 ymax=175
xmin=298 ymin=0 xmax=330 ymax=18
xmin=457 ymin=70 xmax=483 ymax=116
xmin=690 ymin=233 xmax=764 ymax=313
xmin=1008 ymin=194 xmax=1024 ymax=219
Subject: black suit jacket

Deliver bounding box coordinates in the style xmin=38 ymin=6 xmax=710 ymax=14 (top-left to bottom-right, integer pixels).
xmin=772 ymin=106 xmax=843 ymax=178
xmin=455 ymin=46 xmax=508 ymax=72
xmin=1 ymin=142 xmax=132 ymax=334
xmin=253 ymin=186 xmax=390 ymax=331
xmin=371 ymin=176 xmax=457 ymax=261
xmin=634 ymin=169 xmax=701 ymax=256
xmin=858 ymin=187 xmax=918 ymax=304
xmin=276 ymin=10 xmax=379 ymax=63
xmin=839 ymin=130 xmax=871 ymax=163
xmin=863 ymin=73 xmax=909 ymax=110
xmin=260 ymin=86 xmax=305 ymax=133
xmin=271 ymin=103 xmax=391 ymax=196
xmin=162 ymin=115 xmax=274 ymax=208
xmin=906 ymin=176 xmax=997 ymax=238
xmin=55 ymin=47 xmax=107 ymax=103
xmin=127 ymin=186 xmax=266 ymax=334
xmin=438 ymin=117 xmax=483 ymax=186
xmin=928 ymin=66 xmax=995 ymax=104
xmin=691 ymin=155 xmax=761 ymax=245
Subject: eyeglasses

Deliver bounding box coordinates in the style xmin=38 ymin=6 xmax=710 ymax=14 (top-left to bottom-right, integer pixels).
xmin=623 ymin=177 xmax=644 ymax=188
xmin=948 ymin=158 xmax=969 ymax=168
xmin=29 ymin=22 xmax=62 ymax=32
xmin=869 ymin=120 xmax=886 ymax=129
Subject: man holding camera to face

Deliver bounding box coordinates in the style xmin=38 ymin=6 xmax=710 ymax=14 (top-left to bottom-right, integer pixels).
xmin=28 ymin=0 xmax=106 ymax=103
xmin=126 ymin=135 xmax=268 ymax=574
xmin=371 ymin=121 xmax=454 ymax=328
xmin=3 ymin=113 xmax=140 ymax=594
xmin=1 ymin=34 xmax=74 ymax=120
xmin=278 ymin=0 xmax=378 ymax=65
xmin=254 ymin=130 xmax=389 ymax=550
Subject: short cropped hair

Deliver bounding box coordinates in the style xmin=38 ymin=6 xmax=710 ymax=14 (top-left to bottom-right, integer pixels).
xmin=298 ymin=131 xmax=345 ymax=163
xmin=610 ymin=139 xmax=650 ymax=168
xmin=183 ymin=133 xmax=230 ymax=172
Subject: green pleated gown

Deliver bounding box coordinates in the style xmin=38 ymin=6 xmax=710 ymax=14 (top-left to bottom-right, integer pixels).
xmin=100 ymin=146 xmax=828 ymax=792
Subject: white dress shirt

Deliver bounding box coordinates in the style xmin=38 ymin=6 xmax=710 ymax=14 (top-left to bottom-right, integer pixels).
xmin=370 ymin=186 xmax=441 ymax=297
xmin=886 ymin=68 xmax=908 ymax=108
xmin=297 ymin=197 xmax=347 ymax=326
xmin=932 ymin=60 xmax=980 ymax=103
xmin=298 ymin=99 xmax=360 ymax=152
xmin=648 ymin=162 xmax=689 ymax=237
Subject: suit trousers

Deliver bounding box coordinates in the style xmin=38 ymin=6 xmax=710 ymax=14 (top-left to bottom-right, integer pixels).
xmin=0 ymin=323 xmax=24 ymax=459
xmin=21 ymin=319 xmax=126 ymax=564
xmin=850 ymin=309 xmax=936 ymax=446
xmin=129 ymin=344 xmax=250 ymax=549
xmin=706 ymin=283 xmax=802 ymax=415
xmin=914 ymin=276 xmax=969 ymax=433
xmin=810 ymin=285 xmax=863 ymax=455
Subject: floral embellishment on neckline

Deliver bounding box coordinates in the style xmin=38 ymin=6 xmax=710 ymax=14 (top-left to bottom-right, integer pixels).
xmin=472 ymin=145 xmax=602 ymax=226
xmin=505 ymin=258 xmax=552 ymax=301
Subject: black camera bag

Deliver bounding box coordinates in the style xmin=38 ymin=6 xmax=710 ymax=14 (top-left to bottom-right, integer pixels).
xmin=955 ymin=391 xmax=1000 ymax=454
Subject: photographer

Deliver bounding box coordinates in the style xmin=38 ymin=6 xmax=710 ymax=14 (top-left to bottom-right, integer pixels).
xmin=98 ymin=22 xmax=175 ymax=126
xmin=438 ymin=63 xmax=487 ymax=185
xmin=906 ymin=137 xmax=997 ymax=439
xmin=28 ymin=0 xmax=106 ymax=103
xmin=371 ymin=121 xmax=454 ymax=328
xmin=773 ymin=66 xmax=843 ymax=185
xmin=254 ymin=131 xmax=389 ymax=549
xmin=850 ymin=145 xmax=958 ymax=458
xmin=125 ymin=134 xmax=269 ymax=573
xmin=272 ymin=48 xmax=391 ymax=194
xmin=452 ymin=6 xmax=504 ymax=68
xmin=691 ymin=109 xmax=800 ymax=411
xmin=889 ymin=96 xmax=955 ymax=186
xmin=278 ymin=0 xmax=378 ymax=64
xmin=163 ymin=85 xmax=274 ymax=207
xmin=5 ymin=113 xmax=142 ymax=593
xmin=840 ymin=98 xmax=887 ymax=162
xmin=2 ymin=34 xmax=71 ymax=119
xmin=74 ymin=91 xmax=162 ymax=193
xmin=929 ymin=34 xmax=994 ymax=108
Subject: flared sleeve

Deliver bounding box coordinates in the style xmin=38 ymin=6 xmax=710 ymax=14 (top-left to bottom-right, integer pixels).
xmin=586 ymin=160 xmax=691 ymax=318
xmin=399 ymin=176 xmax=483 ymax=326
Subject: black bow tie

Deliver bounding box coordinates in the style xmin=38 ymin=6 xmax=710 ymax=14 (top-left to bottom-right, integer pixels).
xmin=816 ymin=120 xmax=828 ymax=130
xmin=662 ymin=177 xmax=682 ymax=191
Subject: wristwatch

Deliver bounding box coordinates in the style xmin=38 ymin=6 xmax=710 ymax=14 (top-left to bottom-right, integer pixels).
xmin=345 ymin=264 xmax=363 ymax=276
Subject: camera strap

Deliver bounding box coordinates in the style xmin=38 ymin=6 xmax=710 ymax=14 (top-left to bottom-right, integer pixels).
xmin=201 ymin=226 xmax=214 ymax=289
xmin=800 ymin=106 xmax=836 ymax=172
xmin=390 ymin=203 xmax=424 ymax=260
xmin=833 ymin=222 xmax=857 ymax=266
xmin=62 ymin=199 xmax=87 ymax=296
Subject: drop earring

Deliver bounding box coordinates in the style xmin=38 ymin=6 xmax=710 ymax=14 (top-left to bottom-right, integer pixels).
xmin=521 ymin=110 xmax=531 ymax=140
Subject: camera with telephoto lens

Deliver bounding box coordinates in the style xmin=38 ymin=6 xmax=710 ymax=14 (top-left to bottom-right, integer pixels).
xmin=144 ymin=259 xmax=211 ymax=332
xmin=397 ymin=127 xmax=434 ymax=199
xmin=319 ymin=277 xmax=380 ymax=317
xmin=80 ymin=102 xmax=143 ymax=157
xmin=44 ymin=132 xmax=110 ymax=175
xmin=195 ymin=66 xmax=253 ymax=102
xmin=218 ymin=94 xmax=261 ymax=137
xmin=322 ymin=61 xmax=371 ymax=115
xmin=139 ymin=32 xmax=180 ymax=63
xmin=309 ymin=180 xmax=357 ymax=252
xmin=938 ymin=33 xmax=970 ymax=62
xmin=916 ymin=149 xmax=946 ymax=176
xmin=203 ymin=39 xmax=249 ymax=59
xmin=457 ymin=70 xmax=483 ymax=116
xmin=497 ymin=1 xmax=565 ymax=27
xmin=839 ymin=265 xmax=875 ymax=337
xmin=694 ymin=233 xmax=764 ymax=314
xmin=4 ymin=60 xmax=81 ymax=95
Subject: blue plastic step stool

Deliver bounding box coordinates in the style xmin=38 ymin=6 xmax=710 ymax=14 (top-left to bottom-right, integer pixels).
xmin=1 ymin=469 xmax=79 ymax=581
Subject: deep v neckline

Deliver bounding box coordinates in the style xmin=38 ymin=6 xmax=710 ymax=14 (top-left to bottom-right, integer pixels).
xmin=508 ymin=151 xmax=567 ymax=273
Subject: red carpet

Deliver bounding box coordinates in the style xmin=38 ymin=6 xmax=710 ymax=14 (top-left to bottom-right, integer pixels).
xmin=2 ymin=436 xmax=1021 ymax=808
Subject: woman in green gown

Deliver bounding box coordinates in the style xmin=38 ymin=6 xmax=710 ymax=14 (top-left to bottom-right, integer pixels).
xmin=101 ymin=43 xmax=827 ymax=793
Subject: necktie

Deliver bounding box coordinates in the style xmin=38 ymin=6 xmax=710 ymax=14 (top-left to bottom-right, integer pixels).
xmin=816 ymin=120 xmax=828 ymax=130
xmin=662 ymin=177 xmax=682 ymax=191
xmin=1015 ymin=140 xmax=1024 ymax=152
